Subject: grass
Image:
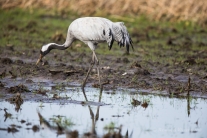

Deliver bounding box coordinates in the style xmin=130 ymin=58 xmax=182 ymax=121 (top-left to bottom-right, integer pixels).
xmin=0 ymin=8 xmax=72 ymax=48
xmin=2 ymin=0 xmax=207 ymax=25
xmin=51 ymin=115 xmax=74 ymax=128
xmin=0 ymin=8 xmax=207 ymax=66
xmin=104 ymin=122 xmax=116 ymax=130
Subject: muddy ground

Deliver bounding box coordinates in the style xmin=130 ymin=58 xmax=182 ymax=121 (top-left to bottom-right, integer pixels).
xmin=0 ymin=9 xmax=207 ymax=103
xmin=0 ymin=40 xmax=207 ymax=101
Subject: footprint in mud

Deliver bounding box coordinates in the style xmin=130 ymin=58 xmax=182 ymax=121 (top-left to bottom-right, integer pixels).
xmin=122 ymin=57 xmax=130 ymax=63
xmin=130 ymin=61 xmax=141 ymax=68
xmin=134 ymin=68 xmax=150 ymax=75
xmin=127 ymin=61 xmax=150 ymax=75
xmin=9 ymin=71 xmax=17 ymax=78
xmin=183 ymin=58 xmax=196 ymax=65
xmin=15 ymin=59 xmax=24 ymax=64
xmin=0 ymin=70 xmax=6 ymax=78
xmin=1 ymin=58 xmax=13 ymax=64
xmin=8 ymin=84 xmax=30 ymax=93
xmin=132 ymin=61 xmax=149 ymax=74
xmin=115 ymin=57 xmax=130 ymax=63
xmin=0 ymin=80 xmax=5 ymax=87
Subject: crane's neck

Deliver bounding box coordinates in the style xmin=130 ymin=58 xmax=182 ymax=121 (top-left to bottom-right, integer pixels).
xmin=36 ymin=31 xmax=74 ymax=65
xmin=41 ymin=35 xmax=74 ymax=55
xmin=42 ymin=43 xmax=66 ymax=52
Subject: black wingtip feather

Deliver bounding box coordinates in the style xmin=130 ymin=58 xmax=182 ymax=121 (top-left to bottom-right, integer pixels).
xmin=108 ymin=29 xmax=114 ymax=50
xmin=130 ymin=37 xmax=134 ymax=51
xmin=126 ymin=43 xmax=129 ymax=53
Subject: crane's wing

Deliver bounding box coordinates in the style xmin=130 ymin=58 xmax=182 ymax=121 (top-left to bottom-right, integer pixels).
xmin=69 ymin=17 xmax=132 ymax=51
xmin=103 ymin=28 xmax=114 ymax=50
xmin=112 ymin=22 xmax=133 ymax=52
xmin=69 ymin=17 xmax=115 ymax=49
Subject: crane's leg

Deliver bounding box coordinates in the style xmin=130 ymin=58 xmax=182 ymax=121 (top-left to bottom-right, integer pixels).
xmin=81 ymin=51 xmax=96 ymax=90
xmin=81 ymin=51 xmax=96 ymax=101
xmin=82 ymin=51 xmax=102 ymax=88
xmin=93 ymin=51 xmax=102 ymax=89
xmin=81 ymin=50 xmax=103 ymax=101
xmin=97 ymin=66 xmax=101 ymax=87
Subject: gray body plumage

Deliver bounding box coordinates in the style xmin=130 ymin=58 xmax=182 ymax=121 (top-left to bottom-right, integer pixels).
xmin=41 ymin=17 xmax=133 ymax=54
xmin=68 ymin=17 xmax=133 ymax=51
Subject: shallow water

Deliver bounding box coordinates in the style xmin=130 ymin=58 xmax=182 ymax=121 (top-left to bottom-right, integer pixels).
xmin=0 ymin=87 xmax=207 ymax=138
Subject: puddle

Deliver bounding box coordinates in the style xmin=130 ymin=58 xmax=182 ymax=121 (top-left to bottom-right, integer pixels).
xmin=0 ymin=87 xmax=207 ymax=138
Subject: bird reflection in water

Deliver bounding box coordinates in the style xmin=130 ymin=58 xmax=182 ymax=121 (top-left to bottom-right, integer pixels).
xmin=37 ymin=88 xmax=131 ymax=138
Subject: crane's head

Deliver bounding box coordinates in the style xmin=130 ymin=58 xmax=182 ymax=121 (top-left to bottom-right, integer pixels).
xmin=36 ymin=44 xmax=51 ymax=65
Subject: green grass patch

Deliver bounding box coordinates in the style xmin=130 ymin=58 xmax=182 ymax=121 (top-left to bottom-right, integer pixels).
xmin=0 ymin=8 xmax=207 ymax=64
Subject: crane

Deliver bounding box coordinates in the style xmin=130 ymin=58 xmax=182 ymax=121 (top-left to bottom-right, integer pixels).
xmin=36 ymin=17 xmax=133 ymax=89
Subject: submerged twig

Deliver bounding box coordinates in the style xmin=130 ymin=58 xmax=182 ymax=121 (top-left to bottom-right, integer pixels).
xmin=187 ymin=76 xmax=191 ymax=96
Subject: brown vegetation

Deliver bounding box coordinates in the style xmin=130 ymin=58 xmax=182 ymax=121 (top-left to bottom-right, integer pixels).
xmin=1 ymin=0 xmax=207 ymax=25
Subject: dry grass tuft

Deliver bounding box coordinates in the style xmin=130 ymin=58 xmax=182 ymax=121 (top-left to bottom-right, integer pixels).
xmin=1 ymin=0 xmax=207 ymax=25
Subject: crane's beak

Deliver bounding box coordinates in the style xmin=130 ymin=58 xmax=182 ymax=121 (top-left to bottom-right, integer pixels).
xmin=36 ymin=54 xmax=43 ymax=65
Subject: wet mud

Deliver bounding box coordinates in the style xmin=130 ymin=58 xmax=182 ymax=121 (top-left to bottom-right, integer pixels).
xmin=0 ymin=42 xmax=206 ymax=100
